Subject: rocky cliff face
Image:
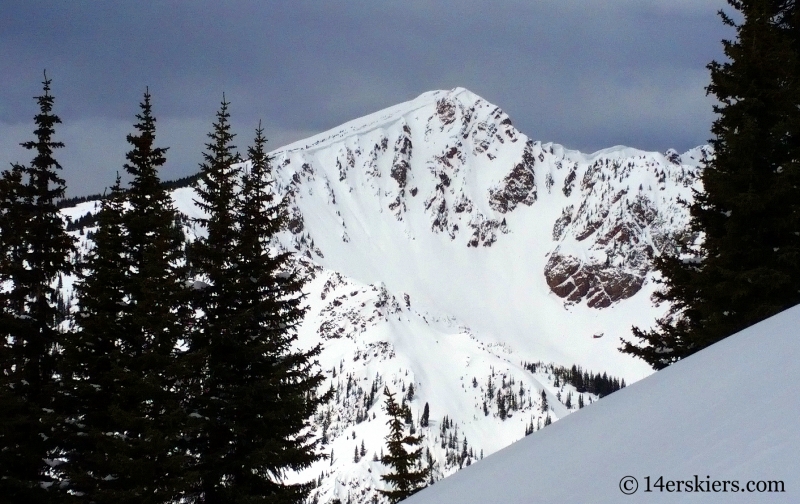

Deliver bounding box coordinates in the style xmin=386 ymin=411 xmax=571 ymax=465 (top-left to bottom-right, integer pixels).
xmin=542 ymin=148 xmax=707 ymax=307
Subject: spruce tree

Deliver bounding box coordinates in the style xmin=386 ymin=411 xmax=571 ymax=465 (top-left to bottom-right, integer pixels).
xmin=73 ymin=89 xmax=191 ymax=504
xmin=55 ymin=175 xmax=133 ymax=502
xmin=184 ymin=97 xmax=243 ymax=503
xmin=378 ymin=387 xmax=428 ymax=503
xmin=621 ymin=0 xmax=800 ymax=369
xmin=194 ymin=122 xmax=327 ymax=503
xmin=0 ymin=73 xmax=75 ymax=502
xmin=187 ymin=95 xmax=240 ymax=289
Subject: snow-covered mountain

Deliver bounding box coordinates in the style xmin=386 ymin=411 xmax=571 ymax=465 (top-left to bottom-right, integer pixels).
xmin=61 ymin=88 xmax=710 ymax=503
xmin=406 ymin=304 xmax=800 ymax=504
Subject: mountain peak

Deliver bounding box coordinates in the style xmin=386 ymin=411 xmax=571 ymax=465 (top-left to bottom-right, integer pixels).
xmin=60 ymin=89 xmax=714 ymax=504
xmin=278 ymin=87 xmax=483 ymax=154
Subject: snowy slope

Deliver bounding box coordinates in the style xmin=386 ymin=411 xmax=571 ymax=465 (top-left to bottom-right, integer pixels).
xmin=406 ymin=305 xmax=800 ymax=504
xmin=59 ymin=88 xmax=711 ymax=503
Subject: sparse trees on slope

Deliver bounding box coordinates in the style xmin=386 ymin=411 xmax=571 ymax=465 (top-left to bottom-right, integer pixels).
xmin=0 ymin=74 xmax=75 ymax=502
xmin=379 ymin=387 xmax=428 ymax=503
xmin=622 ymin=0 xmax=800 ymax=369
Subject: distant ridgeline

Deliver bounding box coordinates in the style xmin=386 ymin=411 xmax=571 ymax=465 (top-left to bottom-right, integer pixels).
xmin=522 ymin=361 xmax=626 ymax=398
xmin=58 ymin=172 xmax=200 ymax=231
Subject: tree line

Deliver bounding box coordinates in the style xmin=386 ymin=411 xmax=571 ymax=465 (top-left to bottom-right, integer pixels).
xmin=0 ymin=78 xmax=328 ymax=504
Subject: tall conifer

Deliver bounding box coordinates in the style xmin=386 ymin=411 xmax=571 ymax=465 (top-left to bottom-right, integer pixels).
xmin=378 ymin=387 xmax=428 ymax=503
xmin=184 ymin=97 xmax=245 ymax=503
xmin=0 ymin=73 xmax=75 ymax=502
xmin=86 ymin=89 xmax=192 ymax=503
xmin=188 ymin=95 xmax=240 ymax=287
xmin=56 ymin=175 xmax=132 ymax=502
xmin=622 ymin=0 xmax=800 ymax=368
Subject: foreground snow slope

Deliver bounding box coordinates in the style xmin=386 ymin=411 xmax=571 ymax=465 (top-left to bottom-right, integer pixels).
xmin=407 ymin=305 xmax=800 ymax=504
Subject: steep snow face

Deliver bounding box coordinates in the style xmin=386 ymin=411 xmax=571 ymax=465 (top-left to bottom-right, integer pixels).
xmin=59 ymin=88 xmax=710 ymax=504
xmin=406 ymin=305 xmax=800 ymax=504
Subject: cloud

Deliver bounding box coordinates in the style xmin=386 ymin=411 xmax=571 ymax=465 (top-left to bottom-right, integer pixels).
xmin=567 ymin=67 xmax=717 ymax=151
xmin=2 ymin=0 xmax=732 ymax=195
xmin=0 ymin=115 xmax=322 ymax=198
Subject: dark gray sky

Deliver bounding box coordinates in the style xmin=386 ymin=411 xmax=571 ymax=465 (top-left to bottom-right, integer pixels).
xmin=1 ymin=0 xmax=731 ymax=197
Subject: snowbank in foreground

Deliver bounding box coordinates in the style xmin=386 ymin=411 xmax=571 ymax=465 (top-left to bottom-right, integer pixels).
xmin=407 ymin=305 xmax=800 ymax=503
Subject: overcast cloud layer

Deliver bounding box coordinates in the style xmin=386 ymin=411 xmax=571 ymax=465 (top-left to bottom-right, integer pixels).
xmin=2 ymin=1 xmax=730 ymax=197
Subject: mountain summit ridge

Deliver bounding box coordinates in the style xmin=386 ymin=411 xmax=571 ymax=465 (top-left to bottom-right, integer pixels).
xmin=243 ymin=87 xmax=706 ymax=348
xmin=279 ymin=88 xmax=478 ymax=153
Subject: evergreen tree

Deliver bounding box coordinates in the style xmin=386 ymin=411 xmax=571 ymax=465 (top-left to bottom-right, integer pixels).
xmin=0 ymin=73 xmax=75 ymax=502
xmin=183 ymin=96 xmax=245 ymax=503
xmin=378 ymin=387 xmax=428 ymax=503
xmin=524 ymin=417 xmax=535 ymax=436
xmin=420 ymin=402 xmax=429 ymax=428
xmin=497 ymin=392 xmax=507 ymax=420
xmin=187 ymin=95 xmax=240 ymax=289
xmin=196 ymin=121 xmax=327 ymax=503
xmin=55 ymin=175 xmax=134 ymax=502
xmin=68 ymin=89 xmax=192 ymax=504
xmin=126 ymin=89 xmax=192 ymax=502
xmin=571 ymin=364 xmax=584 ymax=392
xmin=404 ymin=404 xmax=413 ymax=425
xmin=621 ymin=0 xmax=800 ymax=368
